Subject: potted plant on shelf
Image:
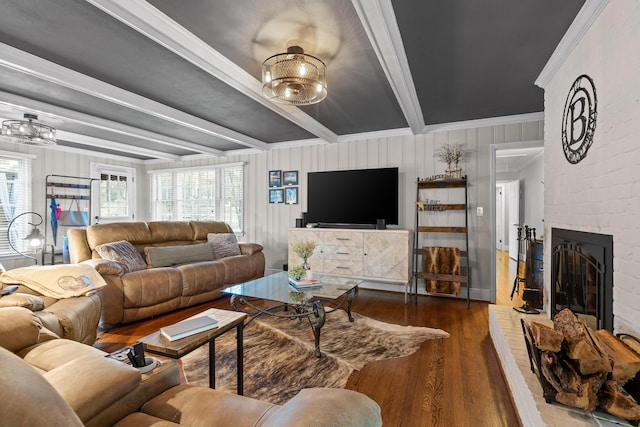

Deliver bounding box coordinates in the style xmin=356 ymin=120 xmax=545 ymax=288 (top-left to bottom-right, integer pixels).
xmin=288 ymin=265 xmax=306 ymax=280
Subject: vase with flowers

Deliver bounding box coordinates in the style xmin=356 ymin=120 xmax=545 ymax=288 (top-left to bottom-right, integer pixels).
xmin=291 ymin=240 xmax=317 ymax=278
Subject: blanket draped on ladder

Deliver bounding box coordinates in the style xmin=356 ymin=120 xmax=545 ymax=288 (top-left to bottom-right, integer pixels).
xmin=423 ymin=246 xmax=461 ymax=296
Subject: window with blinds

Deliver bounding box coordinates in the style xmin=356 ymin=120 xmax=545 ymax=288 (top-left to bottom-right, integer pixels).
xmin=0 ymin=153 xmax=33 ymax=256
xmin=150 ymin=163 xmax=244 ymax=233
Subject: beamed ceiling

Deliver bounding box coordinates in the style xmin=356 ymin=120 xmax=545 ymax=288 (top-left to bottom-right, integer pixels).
xmin=0 ymin=0 xmax=585 ymax=162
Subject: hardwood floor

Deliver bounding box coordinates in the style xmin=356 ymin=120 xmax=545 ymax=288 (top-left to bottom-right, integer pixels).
xmin=496 ymin=249 xmax=525 ymax=307
xmin=95 ymin=291 xmax=520 ymax=426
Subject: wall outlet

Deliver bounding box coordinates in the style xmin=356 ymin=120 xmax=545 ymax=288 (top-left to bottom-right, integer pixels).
xmin=477 ymin=207 xmax=484 ymax=216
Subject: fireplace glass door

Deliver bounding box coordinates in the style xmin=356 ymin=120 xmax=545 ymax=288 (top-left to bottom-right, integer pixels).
xmin=551 ymin=228 xmax=613 ymax=332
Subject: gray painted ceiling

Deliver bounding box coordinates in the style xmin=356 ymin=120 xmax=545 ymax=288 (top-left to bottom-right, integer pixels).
xmin=0 ymin=0 xmax=584 ymax=162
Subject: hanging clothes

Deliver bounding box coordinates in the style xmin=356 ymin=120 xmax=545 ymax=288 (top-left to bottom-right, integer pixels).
xmin=50 ymin=196 xmax=58 ymax=245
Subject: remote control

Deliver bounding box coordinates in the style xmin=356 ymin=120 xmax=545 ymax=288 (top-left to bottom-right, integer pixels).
xmin=133 ymin=342 xmax=146 ymax=367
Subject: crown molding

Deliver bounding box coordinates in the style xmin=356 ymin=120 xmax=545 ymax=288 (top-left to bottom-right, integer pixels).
xmin=338 ymin=127 xmax=413 ymax=142
xmin=268 ymin=113 xmax=544 ymax=150
xmin=423 ymin=112 xmax=544 ymax=133
xmin=535 ymin=0 xmax=610 ymax=88
xmin=0 ymin=149 xmax=37 ymax=160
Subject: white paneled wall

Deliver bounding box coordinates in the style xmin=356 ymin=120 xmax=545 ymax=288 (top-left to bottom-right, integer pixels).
xmin=0 ymin=142 xmax=144 ymax=270
xmin=147 ymin=120 xmax=543 ymax=299
xmin=0 ymin=119 xmax=543 ymax=298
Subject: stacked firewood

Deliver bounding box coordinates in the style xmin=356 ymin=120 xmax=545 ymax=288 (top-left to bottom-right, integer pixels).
xmin=530 ymin=308 xmax=640 ymax=421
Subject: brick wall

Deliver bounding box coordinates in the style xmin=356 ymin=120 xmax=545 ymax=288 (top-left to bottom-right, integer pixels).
xmin=543 ymin=1 xmax=640 ymax=337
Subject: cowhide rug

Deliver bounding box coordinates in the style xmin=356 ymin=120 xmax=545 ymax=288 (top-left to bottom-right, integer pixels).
xmin=181 ymin=310 xmax=449 ymax=404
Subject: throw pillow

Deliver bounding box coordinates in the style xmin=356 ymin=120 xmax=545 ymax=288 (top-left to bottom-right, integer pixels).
xmin=207 ymin=233 xmax=241 ymax=259
xmin=95 ymin=240 xmax=146 ymax=273
xmin=144 ymin=243 xmax=214 ymax=268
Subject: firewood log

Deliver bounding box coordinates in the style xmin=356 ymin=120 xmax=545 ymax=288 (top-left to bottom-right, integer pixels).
xmin=595 ymin=330 xmax=640 ymax=385
xmin=555 ymin=354 xmax=583 ymax=394
xmin=553 ymin=308 xmax=585 ymax=341
xmin=620 ymin=334 xmax=640 ymax=356
xmin=553 ymin=309 xmax=612 ymax=376
xmin=585 ymin=376 xmax=602 ymax=412
xmin=540 ymin=351 xmax=582 ymax=394
xmin=599 ymin=380 xmax=640 ymax=420
xmin=581 ymin=326 xmax=614 ymax=376
xmin=590 ymin=371 xmax=609 ymax=397
xmin=530 ymin=321 xmax=563 ymax=352
xmin=540 ymin=351 xmax=564 ymax=393
xmin=555 ymin=382 xmax=597 ymax=412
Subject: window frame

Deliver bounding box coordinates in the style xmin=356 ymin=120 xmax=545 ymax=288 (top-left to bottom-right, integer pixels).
xmin=149 ymin=162 xmax=245 ymax=234
xmin=90 ymin=163 xmax=137 ymax=223
xmin=0 ymin=150 xmax=35 ymax=257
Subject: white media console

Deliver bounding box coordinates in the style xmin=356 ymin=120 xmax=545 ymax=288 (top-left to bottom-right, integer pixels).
xmin=288 ymin=228 xmax=412 ymax=299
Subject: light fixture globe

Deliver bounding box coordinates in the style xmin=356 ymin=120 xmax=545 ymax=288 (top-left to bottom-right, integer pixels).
xmin=6 ymin=211 xmax=45 ymax=264
xmin=262 ymin=46 xmax=327 ymax=106
xmin=1 ymin=113 xmax=57 ymax=145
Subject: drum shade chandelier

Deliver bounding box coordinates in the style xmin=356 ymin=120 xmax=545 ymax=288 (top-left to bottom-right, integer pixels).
xmin=262 ymin=46 xmax=327 ymax=106
xmin=1 ymin=113 xmax=57 ymax=145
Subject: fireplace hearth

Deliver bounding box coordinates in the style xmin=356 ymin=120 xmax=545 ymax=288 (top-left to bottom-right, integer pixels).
xmin=551 ymin=228 xmax=614 ymax=332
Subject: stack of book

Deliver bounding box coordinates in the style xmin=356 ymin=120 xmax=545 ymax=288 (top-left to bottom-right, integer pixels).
xmin=288 ymin=277 xmax=321 ymax=289
xmin=160 ymin=315 xmax=219 ymax=341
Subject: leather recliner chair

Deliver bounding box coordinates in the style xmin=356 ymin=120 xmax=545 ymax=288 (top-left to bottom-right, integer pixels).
xmin=0 ymin=307 xmax=383 ymax=427
xmin=0 ymin=262 xmax=101 ymax=345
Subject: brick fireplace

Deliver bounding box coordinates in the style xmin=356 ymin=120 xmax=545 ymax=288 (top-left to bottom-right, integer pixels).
xmin=489 ymin=2 xmax=640 ymax=424
xmin=541 ymin=0 xmax=640 ymax=342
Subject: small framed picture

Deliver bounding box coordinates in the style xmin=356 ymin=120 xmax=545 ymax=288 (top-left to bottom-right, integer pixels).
xmin=285 ymin=187 xmax=298 ymax=204
xmin=269 ymin=170 xmax=281 ymax=187
xmin=269 ymin=188 xmax=284 ymax=204
xmin=283 ymin=170 xmax=298 ymax=186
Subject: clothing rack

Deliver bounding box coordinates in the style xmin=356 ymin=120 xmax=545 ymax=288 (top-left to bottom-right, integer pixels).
xmin=43 ymin=174 xmax=98 ymax=265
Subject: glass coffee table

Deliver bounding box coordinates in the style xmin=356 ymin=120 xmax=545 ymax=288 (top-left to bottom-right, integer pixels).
xmin=221 ymin=271 xmax=361 ymax=357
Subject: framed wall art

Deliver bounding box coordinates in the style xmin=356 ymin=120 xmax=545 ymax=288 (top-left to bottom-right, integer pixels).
xmin=269 ymin=188 xmax=284 ymax=204
xmin=285 ymin=187 xmax=298 ymax=204
xmin=283 ymin=170 xmax=298 ymax=186
xmin=268 ymin=170 xmax=281 ymax=187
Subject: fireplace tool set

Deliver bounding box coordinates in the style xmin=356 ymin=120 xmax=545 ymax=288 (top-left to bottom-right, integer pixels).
xmin=510 ymin=225 xmax=543 ymax=314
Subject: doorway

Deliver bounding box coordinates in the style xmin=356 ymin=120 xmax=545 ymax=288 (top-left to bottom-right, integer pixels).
xmin=490 ymin=141 xmax=544 ymax=305
xmin=496 ymin=185 xmax=505 ymax=251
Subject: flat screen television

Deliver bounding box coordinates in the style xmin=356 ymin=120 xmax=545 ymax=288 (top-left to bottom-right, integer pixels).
xmin=306 ymin=167 xmax=399 ymax=228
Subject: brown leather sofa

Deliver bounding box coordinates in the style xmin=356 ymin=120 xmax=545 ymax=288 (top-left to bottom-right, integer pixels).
xmin=0 ymin=307 xmax=383 ymax=427
xmin=67 ymin=221 xmax=265 ymax=328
